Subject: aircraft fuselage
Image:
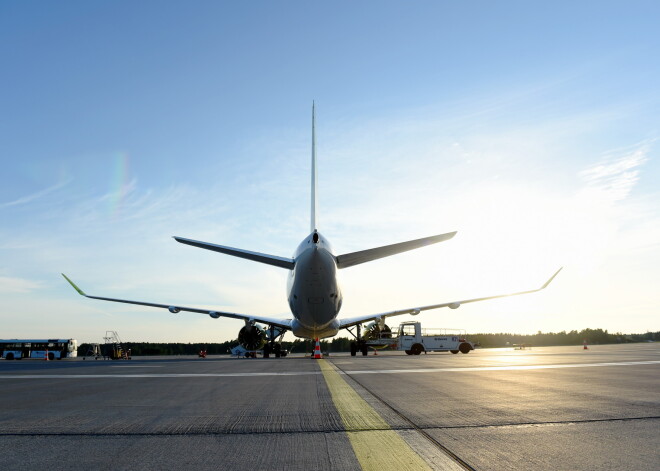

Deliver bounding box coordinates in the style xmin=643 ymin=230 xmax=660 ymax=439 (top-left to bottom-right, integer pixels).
xmin=287 ymin=231 xmax=342 ymax=338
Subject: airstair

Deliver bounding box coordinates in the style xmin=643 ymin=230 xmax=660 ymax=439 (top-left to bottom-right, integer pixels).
xmin=104 ymin=331 xmax=130 ymax=360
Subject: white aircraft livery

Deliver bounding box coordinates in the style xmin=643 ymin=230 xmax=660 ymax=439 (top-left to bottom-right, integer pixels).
xmin=63 ymin=104 xmax=561 ymax=356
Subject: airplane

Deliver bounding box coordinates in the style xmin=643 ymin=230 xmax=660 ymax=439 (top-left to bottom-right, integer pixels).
xmin=63 ymin=104 xmax=562 ymax=357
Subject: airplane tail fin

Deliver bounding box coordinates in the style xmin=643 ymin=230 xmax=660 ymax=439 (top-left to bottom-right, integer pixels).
xmin=311 ymin=101 xmax=317 ymax=232
xmin=336 ymin=231 xmax=457 ymax=269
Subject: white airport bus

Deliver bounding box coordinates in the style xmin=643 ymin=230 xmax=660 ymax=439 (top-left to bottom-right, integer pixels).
xmin=0 ymin=339 xmax=78 ymax=360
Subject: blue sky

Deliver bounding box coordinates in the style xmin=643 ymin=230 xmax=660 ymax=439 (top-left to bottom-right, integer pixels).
xmin=1 ymin=1 xmax=659 ymax=343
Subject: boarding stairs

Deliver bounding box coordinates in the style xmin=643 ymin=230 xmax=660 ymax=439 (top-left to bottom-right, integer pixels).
xmin=104 ymin=331 xmax=130 ymax=360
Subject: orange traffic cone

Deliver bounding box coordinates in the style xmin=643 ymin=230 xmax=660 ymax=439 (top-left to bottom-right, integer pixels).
xmin=373 ymin=348 xmax=378 ymax=355
xmin=583 ymin=340 xmax=588 ymax=350
xmin=313 ymin=338 xmax=323 ymax=359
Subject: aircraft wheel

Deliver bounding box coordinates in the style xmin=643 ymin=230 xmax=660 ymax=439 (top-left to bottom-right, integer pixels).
xmin=361 ymin=343 xmax=368 ymax=356
xmin=350 ymin=342 xmax=357 ymax=357
xmin=411 ymin=344 xmax=423 ymax=355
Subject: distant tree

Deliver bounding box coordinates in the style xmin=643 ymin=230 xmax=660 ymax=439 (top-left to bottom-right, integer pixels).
xmin=78 ymin=329 xmax=659 ymax=356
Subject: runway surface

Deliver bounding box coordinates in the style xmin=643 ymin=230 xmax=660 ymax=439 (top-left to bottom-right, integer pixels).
xmin=1 ymin=343 xmax=658 ymax=470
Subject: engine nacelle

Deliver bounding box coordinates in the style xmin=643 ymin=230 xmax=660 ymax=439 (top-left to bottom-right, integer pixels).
xmin=410 ymin=308 xmax=421 ymax=316
xmin=448 ymin=303 xmax=460 ymax=310
xmin=363 ymin=322 xmax=392 ymax=340
xmin=168 ymin=306 xmax=180 ymax=314
xmin=238 ymin=324 xmax=266 ymax=350
xmin=208 ymin=311 xmax=220 ymax=319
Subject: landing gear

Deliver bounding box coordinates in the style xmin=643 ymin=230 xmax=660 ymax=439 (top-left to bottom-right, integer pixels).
xmin=349 ymin=340 xmax=369 ymax=356
xmin=347 ymin=324 xmax=370 ymax=357
xmin=264 ymin=324 xmax=285 ymax=359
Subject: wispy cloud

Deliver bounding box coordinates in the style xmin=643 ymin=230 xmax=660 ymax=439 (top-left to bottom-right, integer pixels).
xmin=0 ymin=177 xmax=73 ymax=209
xmin=0 ymin=276 xmax=43 ymax=293
xmin=579 ymin=140 xmax=652 ymax=201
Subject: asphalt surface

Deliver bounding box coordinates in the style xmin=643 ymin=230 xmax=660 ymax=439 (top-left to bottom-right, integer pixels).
xmin=0 ymin=343 xmax=658 ymax=470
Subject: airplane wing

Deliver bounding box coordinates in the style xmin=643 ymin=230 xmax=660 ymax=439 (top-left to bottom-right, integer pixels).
xmin=61 ymin=274 xmax=293 ymax=329
xmin=338 ymin=267 xmax=562 ymax=329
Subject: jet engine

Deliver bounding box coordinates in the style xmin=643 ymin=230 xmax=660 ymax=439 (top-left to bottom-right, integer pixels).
xmin=363 ymin=321 xmax=392 ymax=340
xmin=238 ymin=324 xmax=266 ymax=350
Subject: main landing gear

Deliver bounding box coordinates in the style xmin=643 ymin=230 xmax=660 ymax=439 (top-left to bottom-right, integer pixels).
xmin=263 ymin=342 xmax=283 ymax=358
xmin=263 ymin=324 xmax=286 ymax=358
xmin=347 ymin=324 xmax=369 ymax=356
xmin=349 ymin=341 xmax=369 ymax=356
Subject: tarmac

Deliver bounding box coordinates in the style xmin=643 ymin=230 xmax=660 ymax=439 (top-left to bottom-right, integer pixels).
xmin=1 ymin=343 xmax=658 ymax=470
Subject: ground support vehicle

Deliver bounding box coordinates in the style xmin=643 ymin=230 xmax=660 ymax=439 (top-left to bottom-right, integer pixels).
xmin=365 ymin=321 xmax=475 ymax=355
xmin=0 ymin=339 xmax=78 ymax=360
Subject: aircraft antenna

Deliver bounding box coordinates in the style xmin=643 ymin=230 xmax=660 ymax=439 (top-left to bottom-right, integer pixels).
xmin=311 ymin=101 xmax=318 ymax=232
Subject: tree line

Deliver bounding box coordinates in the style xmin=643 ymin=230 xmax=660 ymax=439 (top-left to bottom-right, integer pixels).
xmin=77 ymin=328 xmax=657 ymax=356
xmin=469 ymin=328 xmax=658 ymax=348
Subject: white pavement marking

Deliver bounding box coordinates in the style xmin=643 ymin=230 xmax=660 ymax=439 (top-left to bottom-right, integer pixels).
xmin=0 ymin=372 xmax=321 ymax=379
xmin=109 ymin=366 xmax=164 ymax=368
xmin=343 ymin=360 xmax=660 ymax=375
xmin=0 ymin=360 xmax=659 ymax=379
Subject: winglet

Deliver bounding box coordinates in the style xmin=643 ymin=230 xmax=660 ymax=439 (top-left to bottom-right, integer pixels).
xmin=541 ymin=267 xmax=563 ymax=290
xmin=61 ymin=273 xmax=86 ymax=296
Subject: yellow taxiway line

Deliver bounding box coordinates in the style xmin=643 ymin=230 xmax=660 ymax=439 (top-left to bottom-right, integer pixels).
xmin=318 ymin=359 xmax=431 ymax=471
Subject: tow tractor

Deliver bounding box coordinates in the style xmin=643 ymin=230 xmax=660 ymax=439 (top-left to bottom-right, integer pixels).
xmin=362 ymin=321 xmax=475 ymax=355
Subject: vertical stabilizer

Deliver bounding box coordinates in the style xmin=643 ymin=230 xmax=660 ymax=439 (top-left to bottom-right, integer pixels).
xmin=310 ymin=102 xmax=318 ymax=232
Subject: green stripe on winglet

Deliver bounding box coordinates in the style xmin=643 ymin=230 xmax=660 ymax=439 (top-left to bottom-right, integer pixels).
xmin=61 ymin=273 xmax=86 ymax=296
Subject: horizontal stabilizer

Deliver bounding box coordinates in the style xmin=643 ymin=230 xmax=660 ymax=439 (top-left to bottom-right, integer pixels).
xmin=174 ymin=237 xmax=295 ymax=270
xmin=336 ymin=231 xmax=457 ymax=269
